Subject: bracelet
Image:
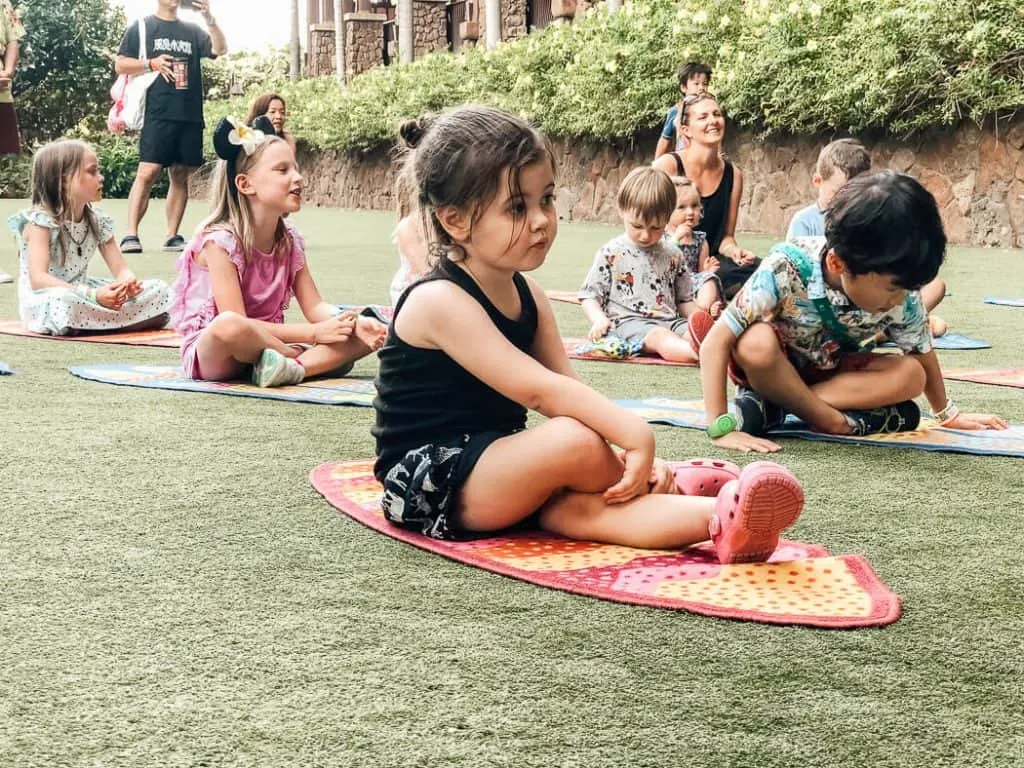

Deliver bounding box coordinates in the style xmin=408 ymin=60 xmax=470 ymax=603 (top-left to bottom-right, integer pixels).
xmin=90 ymin=288 xmax=98 ymax=304
xmin=706 ymin=413 xmax=737 ymax=439
xmin=142 ymin=57 xmax=150 ymax=72
xmin=932 ymin=399 xmax=960 ymax=425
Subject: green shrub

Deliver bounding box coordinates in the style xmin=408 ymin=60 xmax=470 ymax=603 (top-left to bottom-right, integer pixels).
xmin=202 ymin=48 xmax=291 ymax=102
xmin=249 ymin=0 xmax=1024 ymax=153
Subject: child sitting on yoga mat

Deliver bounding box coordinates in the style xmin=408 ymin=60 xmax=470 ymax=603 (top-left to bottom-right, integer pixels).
xmin=170 ymin=116 xmax=387 ymax=387
xmin=698 ymin=170 xmax=1007 ymax=453
xmin=576 ymin=167 xmax=714 ymax=363
xmin=9 ymin=140 xmax=171 ymax=336
xmin=372 ymin=105 xmax=804 ymax=562
xmin=667 ymin=175 xmax=724 ymax=318
xmin=388 ymin=164 xmax=431 ymax=306
xmin=787 ymin=138 xmax=949 ymax=337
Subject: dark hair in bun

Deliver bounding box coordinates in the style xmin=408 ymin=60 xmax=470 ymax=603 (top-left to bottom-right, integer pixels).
xmin=398 ymin=116 xmax=433 ymax=149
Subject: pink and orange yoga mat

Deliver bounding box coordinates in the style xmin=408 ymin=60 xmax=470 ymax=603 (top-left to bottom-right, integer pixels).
xmin=562 ymin=338 xmax=696 ymax=367
xmin=0 ymin=321 xmax=181 ymax=347
xmin=311 ymin=460 xmax=902 ymax=629
xmin=945 ymin=367 xmax=1024 ymax=390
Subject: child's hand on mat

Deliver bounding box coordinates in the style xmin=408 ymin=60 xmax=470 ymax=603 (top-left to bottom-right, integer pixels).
xmin=355 ymin=316 xmax=388 ymax=351
xmin=313 ymin=313 xmax=356 ymax=344
xmin=588 ymin=317 xmax=612 ymax=341
xmin=943 ymin=413 xmax=1009 ymax=431
xmin=713 ymin=431 xmax=782 ymax=453
xmin=647 ymin=459 xmax=678 ymax=495
xmin=96 ymin=284 xmax=127 ymax=310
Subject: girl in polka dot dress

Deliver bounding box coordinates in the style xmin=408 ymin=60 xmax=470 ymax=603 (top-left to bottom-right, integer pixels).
xmin=9 ymin=140 xmax=172 ymax=335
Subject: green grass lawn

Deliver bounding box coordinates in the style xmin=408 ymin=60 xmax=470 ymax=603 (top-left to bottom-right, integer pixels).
xmin=1 ymin=199 xmax=1022 ymax=767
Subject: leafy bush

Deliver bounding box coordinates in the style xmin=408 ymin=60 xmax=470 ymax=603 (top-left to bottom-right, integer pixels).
xmin=250 ymin=0 xmax=1024 ymax=152
xmin=13 ymin=0 xmax=126 ymax=143
xmin=202 ymin=47 xmax=291 ymax=102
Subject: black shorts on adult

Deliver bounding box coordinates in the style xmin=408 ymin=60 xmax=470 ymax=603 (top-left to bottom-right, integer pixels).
xmin=138 ymin=118 xmax=204 ymax=168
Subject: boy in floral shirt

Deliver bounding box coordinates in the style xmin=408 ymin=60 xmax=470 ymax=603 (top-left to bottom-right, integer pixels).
xmin=698 ymin=171 xmax=1006 ymax=452
xmin=578 ymin=167 xmax=712 ymax=363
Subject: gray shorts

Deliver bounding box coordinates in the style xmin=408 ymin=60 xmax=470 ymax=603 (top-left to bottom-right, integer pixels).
xmin=611 ymin=316 xmax=689 ymax=346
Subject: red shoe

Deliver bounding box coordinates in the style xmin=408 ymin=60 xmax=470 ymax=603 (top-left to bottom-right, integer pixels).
xmin=709 ymin=461 xmax=804 ymax=564
xmin=669 ymin=458 xmax=741 ymax=497
xmin=685 ymin=309 xmax=716 ymax=359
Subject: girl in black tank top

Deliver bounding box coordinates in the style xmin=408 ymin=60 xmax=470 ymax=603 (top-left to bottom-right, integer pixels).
xmin=371 ymin=105 xmax=806 ymax=564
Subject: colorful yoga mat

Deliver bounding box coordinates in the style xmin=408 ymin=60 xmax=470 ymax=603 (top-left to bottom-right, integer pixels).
xmin=69 ymin=363 xmax=376 ymax=406
xmin=0 ymin=320 xmax=181 ymax=347
xmin=945 ymin=368 xmax=1024 ymax=390
xmin=617 ymin=397 xmax=1024 ymax=458
xmin=562 ymin=338 xmax=697 ymax=367
xmin=310 ymin=460 xmax=901 ymax=628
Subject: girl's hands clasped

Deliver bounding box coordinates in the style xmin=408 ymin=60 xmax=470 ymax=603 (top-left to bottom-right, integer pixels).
xmin=312 ymin=312 xmax=356 ymax=344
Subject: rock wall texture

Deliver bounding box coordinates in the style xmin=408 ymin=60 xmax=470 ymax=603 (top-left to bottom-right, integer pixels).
xmin=412 ymin=0 xmax=448 ymax=57
xmin=196 ymin=113 xmax=1024 ymax=248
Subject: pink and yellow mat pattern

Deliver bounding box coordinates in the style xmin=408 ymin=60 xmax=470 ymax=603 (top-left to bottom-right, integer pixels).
xmin=69 ymin=363 xmax=375 ymax=406
xmin=0 ymin=320 xmax=181 ymax=347
xmin=310 ymin=460 xmax=902 ymax=629
xmin=616 ymin=397 xmax=1024 ymax=458
xmin=945 ymin=367 xmax=1024 ymax=390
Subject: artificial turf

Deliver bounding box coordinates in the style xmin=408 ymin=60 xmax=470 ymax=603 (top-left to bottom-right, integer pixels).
xmin=0 ymin=199 xmax=1022 ymax=767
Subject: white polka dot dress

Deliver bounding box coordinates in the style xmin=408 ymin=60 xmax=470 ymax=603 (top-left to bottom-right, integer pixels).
xmin=9 ymin=207 xmax=172 ymax=335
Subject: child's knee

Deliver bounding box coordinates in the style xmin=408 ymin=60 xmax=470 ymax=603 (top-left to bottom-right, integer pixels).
xmin=545 ymin=416 xmax=610 ymax=462
xmin=208 ymin=311 xmax=250 ymax=341
xmin=734 ymin=323 xmax=781 ymax=371
xmin=898 ymin=356 xmax=927 ymax=397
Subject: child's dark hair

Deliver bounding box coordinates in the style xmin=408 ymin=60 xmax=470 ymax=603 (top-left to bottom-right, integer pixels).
xmin=677 ymin=61 xmax=712 ymax=92
xmin=817 ymin=138 xmax=871 ymax=182
xmin=397 ymin=105 xmax=555 ymax=264
xmin=825 ymin=170 xmax=945 ymax=290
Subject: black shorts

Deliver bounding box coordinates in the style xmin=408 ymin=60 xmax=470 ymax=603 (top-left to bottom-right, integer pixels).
xmin=379 ymin=431 xmax=510 ymax=540
xmin=138 ymin=118 xmax=204 ymax=168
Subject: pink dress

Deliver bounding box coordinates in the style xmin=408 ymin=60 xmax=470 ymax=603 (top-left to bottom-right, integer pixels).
xmin=169 ymin=223 xmax=307 ymax=379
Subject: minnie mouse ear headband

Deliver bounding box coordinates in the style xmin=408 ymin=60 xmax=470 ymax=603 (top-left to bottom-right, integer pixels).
xmin=212 ymin=116 xmax=277 ymax=199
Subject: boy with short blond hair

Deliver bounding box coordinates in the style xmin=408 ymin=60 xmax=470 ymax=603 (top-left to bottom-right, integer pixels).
xmin=787 ymin=138 xmax=871 ymax=240
xmin=577 ymin=167 xmax=713 ymax=363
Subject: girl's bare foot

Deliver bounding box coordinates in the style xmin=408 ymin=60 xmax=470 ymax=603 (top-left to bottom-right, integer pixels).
xmin=355 ymin=316 xmax=388 ymax=350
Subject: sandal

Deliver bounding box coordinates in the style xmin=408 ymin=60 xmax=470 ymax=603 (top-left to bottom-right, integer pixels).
xmin=669 ymin=458 xmax=740 ymax=497
xmin=709 ymin=461 xmax=804 ymax=564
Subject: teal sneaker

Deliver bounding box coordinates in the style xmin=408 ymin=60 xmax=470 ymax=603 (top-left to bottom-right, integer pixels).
xmin=251 ymin=348 xmax=304 ymax=388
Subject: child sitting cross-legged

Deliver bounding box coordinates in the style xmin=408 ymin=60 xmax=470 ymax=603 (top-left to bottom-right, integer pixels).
xmin=170 ymin=116 xmax=386 ymax=387
xmin=788 ymin=138 xmax=949 ymax=336
xmin=699 ymin=171 xmax=1007 ymax=452
xmin=373 ymin=104 xmax=805 ymax=563
xmin=577 ymin=167 xmax=714 ymax=363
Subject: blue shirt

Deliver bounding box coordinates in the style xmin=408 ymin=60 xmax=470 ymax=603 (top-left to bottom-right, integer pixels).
xmin=786 ymin=203 xmax=825 ymax=240
xmin=661 ymin=105 xmax=678 ymax=140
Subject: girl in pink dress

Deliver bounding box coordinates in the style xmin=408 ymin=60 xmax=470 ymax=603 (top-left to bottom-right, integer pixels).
xmin=170 ymin=116 xmax=386 ymax=386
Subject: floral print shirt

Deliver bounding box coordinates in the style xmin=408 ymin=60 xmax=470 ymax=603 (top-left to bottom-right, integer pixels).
xmin=578 ymin=233 xmax=694 ymax=322
xmin=721 ymin=237 xmax=931 ymax=370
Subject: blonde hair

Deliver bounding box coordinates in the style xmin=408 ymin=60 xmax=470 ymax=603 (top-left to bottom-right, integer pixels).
xmin=618 ymin=167 xmax=676 ymax=222
xmin=29 ymin=139 xmax=102 ymax=265
xmin=817 ymin=138 xmax=871 ymax=181
xmin=199 ymin=134 xmax=293 ymax=260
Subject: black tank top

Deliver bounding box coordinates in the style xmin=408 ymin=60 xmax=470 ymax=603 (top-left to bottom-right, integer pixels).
xmin=670 ymin=153 xmax=734 ymax=256
xmin=372 ymin=261 xmax=538 ymax=480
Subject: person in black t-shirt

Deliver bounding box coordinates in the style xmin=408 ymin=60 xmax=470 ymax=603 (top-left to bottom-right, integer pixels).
xmin=115 ymin=0 xmax=227 ymax=254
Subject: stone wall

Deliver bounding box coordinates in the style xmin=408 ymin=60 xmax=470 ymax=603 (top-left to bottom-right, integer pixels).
xmin=413 ymin=0 xmax=448 ymax=57
xmin=275 ymin=113 xmax=1024 ymax=248
xmin=502 ymin=0 xmax=528 ymax=39
xmin=345 ymin=12 xmax=384 ymax=78
xmin=307 ymin=24 xmax=337 ymax=78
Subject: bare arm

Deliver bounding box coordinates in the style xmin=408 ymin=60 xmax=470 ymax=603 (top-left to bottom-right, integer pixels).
xmin=97 ymin=235 xmax=132 ymax=281
xmin=652 ymin=153 xmax=678 ymax=176
xmin=396 ymin=280 xmax=655 ymax=498
xmin=526 ymin=276 xmax=580 ymax=380
xmin=395 ymin=215 xmax=431 ymax=277
xmin=654 ymin=137 xmax=671 ymax=159
xmin=2 ymin=39 xmax=18 ymax=75
xmin=26 ymin=224 xmax=70 ymax=291
xmin=206 ymin=21 xmax=228 ymax=56
xmin=719 ymin=165 xmax=755 ymax=264
xmin=914 ymin=349 xmax=1006 ymax=430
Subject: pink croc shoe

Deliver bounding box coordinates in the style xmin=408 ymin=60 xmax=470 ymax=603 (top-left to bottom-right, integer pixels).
xmin=709 ymin=461 xmax=805 ymax=564
xmin=670 ymin=458 xmax=741 ymax=497
xmin=684 ymin=308 xmax=716 ymax=359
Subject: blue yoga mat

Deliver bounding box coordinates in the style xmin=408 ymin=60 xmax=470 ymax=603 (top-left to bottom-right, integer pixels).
xmin=617 ymin=397 xmax=1024 ymax=458
xmin=984 ymin=297 xmax=1024 ymax=308
xmin=69 ymin=364 xmax=375 ymax=406
xmin=881 ymin=333 xmax=989 ymax=351
xmin=0 ymin=361 xmax=12 ymax=375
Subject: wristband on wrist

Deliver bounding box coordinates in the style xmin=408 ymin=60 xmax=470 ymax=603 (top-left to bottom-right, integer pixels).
xmin=932 ymin=399 xmax=960 ymax=425
xmin=706 ymin=413 xmax=737 ymax=439
xmin=142 ymin=57 xmax=149 ymax=72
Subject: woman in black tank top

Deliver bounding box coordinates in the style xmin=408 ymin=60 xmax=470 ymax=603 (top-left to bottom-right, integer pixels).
xmin=652 ymin=94 xmax=759 ymax=297
xmin=370 ymin=104 xmax=806 ymax=564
